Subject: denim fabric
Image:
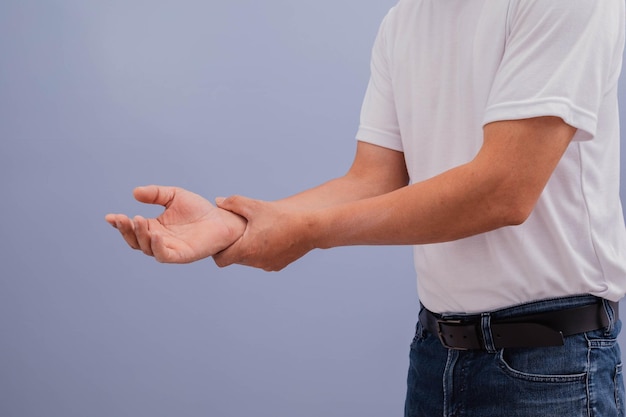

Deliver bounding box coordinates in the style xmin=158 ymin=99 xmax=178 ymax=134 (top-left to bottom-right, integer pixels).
xmin=404 ymin=296 xmax=625 ymax=417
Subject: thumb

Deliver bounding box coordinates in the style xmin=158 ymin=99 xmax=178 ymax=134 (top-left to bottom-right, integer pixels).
xmin=133 ymin=185 xmax=177 ymax=207
xmin=215 ymin=195 xmax=258 ymax=219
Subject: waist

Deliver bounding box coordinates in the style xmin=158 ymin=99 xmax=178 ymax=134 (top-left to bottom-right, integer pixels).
xmin=419 ymin=295 xmax=619 ymax=350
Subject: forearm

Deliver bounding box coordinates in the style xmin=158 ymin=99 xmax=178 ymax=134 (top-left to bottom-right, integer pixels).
xmin=276 ymin=141 xmax=409 ymax=210
xmin=307 ymin=162 xmax=520 ymax=249
xmin=276 ymin=175 xmax=395 ymax=211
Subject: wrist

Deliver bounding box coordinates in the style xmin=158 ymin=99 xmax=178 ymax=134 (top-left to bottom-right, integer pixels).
xmin=302 ymin=208 xmax=333 ymax=251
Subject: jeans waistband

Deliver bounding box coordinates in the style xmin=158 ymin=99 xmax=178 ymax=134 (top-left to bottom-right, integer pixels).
xmin=431 ymin=295 xmax=610 ymax=321
xmin=419 ymin=295 xmax=620 ymax=351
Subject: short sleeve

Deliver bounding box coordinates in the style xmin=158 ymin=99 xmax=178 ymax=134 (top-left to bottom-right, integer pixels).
xmin=355 ymin=8 xmax=404 ymax=152
xmin=483 ymin=0 xmax=625 ymax=141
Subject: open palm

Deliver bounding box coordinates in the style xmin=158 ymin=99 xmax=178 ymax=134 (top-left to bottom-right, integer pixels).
xmin=105 ymin=185 xmax=246 ymax=263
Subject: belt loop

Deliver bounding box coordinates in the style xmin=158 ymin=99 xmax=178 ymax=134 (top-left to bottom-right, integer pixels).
xmin=480 ymin=313 xmax=497 ymax=353
xmin=602 ymin=299 xmax=617 ymax=333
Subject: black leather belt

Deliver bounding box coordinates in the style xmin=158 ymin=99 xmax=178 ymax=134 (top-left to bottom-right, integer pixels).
xmin=419 ymin=300 xmax=619 ymax=350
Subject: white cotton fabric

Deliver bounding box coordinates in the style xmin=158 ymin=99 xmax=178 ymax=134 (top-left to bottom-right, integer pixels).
xmin=356 ymin=0 xmax=626 ymax=314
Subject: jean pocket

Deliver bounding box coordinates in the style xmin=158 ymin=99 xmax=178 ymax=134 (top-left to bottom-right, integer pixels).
xmin=409 ymin=321 xmax=424 ymax=347
xmin=497 ymin=343 xmax=587 ymax=383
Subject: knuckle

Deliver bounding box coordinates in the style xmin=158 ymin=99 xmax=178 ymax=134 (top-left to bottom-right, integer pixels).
xmin=262 ymin=262 xmax=283 ymax=272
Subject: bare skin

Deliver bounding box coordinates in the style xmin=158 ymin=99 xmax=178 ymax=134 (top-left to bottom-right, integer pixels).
xmin=106 ymin=117 xmax=576 ymax=271
xmin=105 ymin=186 xmax=246 ymax=263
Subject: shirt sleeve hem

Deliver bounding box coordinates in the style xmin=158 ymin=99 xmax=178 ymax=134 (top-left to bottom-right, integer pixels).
xmin=355 ymin=125 xmax=404 ymax=152
xmin=482 ymin=98 xmax=597 ymax=141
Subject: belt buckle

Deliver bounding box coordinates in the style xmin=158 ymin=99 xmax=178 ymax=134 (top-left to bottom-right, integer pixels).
xmin=436 ymin=319 xmax=471 ymax=351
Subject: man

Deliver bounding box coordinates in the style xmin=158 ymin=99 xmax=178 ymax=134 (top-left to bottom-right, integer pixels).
xmin=106 ymin=0 xmax=626 ymax=415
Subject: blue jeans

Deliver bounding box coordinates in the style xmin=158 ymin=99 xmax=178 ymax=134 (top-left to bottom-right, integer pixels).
xmin=405 ymin=295 xmax=624 ymax=417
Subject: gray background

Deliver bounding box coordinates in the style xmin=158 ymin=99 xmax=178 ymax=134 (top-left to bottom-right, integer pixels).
xmin=0 ymin=1 xmax=624 ymax=416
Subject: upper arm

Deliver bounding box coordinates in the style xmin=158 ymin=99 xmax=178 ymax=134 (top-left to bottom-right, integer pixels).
xmin=474 ymin=116 xmax=577 ymax=223
xmin=346 ymin=141 xmax=409 ymax=196
xmin=483 ymin=1 xmax=623 ymax=142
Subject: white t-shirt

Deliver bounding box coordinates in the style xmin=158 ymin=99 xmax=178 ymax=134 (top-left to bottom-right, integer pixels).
xmin=356 ymin=0 xmax=626 ymax=313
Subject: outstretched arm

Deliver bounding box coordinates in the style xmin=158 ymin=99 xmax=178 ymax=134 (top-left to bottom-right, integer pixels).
xmin=105 ymin=186 xmax=246 ymax=263
xmin=105 ymin=142 xmax=408 ymax=263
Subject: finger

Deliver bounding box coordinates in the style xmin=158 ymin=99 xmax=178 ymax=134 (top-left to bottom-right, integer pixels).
xmin=114 ymin=215 xmax=141 ymax=250
xmin=215 ymin=195 xmax=259 ymax=219
xmin=151 ymin=234 xmax=188 ymax=264
xmin=105 ymin=213 xmax=119 ymax=228
xmin=133 ymin=215 xmax=154 ymax=256
xmin=133 ymin=185 xmax=177 ymax=207
xmin=212 ymin=240 xmax=245 ymax=268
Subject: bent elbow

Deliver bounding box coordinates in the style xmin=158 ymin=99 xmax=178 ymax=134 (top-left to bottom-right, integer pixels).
xmin=499 ymin=199 xmax=536 ymax=227
xmin=504 ymin=209 xmax=531 ymax=226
